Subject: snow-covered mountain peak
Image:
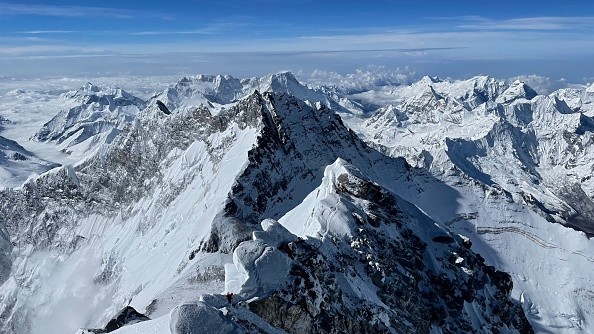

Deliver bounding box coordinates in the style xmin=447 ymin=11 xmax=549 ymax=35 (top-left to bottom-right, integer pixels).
xmin=360 ymin=75 xmax=504 ymax=115
xmin=338 ymin=73 xmax=594 ymax=332
xmin=255 ymin=71 xmax=333 ymax=106
xmin=150 ymin=71 xmax=348 ymax=121
xmin=453 ymin=75 xmax=500 ymax=93
xmin=496 ymin=80 xmax=538 ymax=104
xmin=262 ymin=71 xmax=301 ymax=90
xmin=5 ymin=72 xmax=594 ymax=333
xmin=468 ymin=75 xmax=492 ymax=86
xmin=172 ymin=74 xmax=243 ymax=105
xmin=33 ymin=84 xmax=146 ymax=158
xmin=257 ymin=71 xmax=316 ymax=102
xmin=81 ymin=82 xmax=100 ymax=93
xmin=417 ymin=75 xmax=442 ymax=86
xmin=61 ymin=82 xmax=141 ymax=105
xmin=406 ymin=76 xmax=437 ymax=93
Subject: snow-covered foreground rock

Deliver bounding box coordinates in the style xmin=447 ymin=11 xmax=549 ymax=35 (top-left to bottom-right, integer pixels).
xmin=94 ymin=160 xmax=531 ymax=333
xmin=0 ymin=71 xmax=592 ymax=333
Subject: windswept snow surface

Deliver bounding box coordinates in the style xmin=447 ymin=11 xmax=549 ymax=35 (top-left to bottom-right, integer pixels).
xmin=2 ymin=123 xmax=257 ymax=333
xmin=331 ymin=75 xmax=594 ymax=333
xmin=0 ymin=84 xmax=262 ymax=333
xmin=0 ymin=72 xmax=593 ymax=333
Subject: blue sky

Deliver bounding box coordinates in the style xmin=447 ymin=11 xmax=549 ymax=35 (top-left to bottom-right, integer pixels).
xmin=1 ymin=1 xmax=594 ymax=81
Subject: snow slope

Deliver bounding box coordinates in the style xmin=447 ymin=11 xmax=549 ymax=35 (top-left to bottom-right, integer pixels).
xmin=113 ymin=159 xmax=531 ymax=333
xmin=0 ymin=75 xmax=534 ymax=334
xmin=0 ymin=93 xmax=262 ymax=333
xmin=32 ymin=83 xmax=146 ymax=159
xmin=0 ymin=135 xmax=59 ymax=189
xmin=334 ymin=75 xmax=594 ymax=333
xmin=2 ymin=72 xmax=594 ymax=333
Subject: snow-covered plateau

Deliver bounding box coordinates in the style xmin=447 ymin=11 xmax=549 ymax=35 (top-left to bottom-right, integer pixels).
xmin=0 ymin=72 xmax=593 ymax=333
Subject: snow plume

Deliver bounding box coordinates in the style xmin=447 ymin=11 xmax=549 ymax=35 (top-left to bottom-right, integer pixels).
xmin=297 ymin=66 xmax=416 ymax=92
xmin=17 ymin=249 xmax=116 ymax=334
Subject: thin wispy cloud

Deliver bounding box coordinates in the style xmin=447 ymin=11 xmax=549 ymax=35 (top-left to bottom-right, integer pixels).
xmin=1 ymin=28 xmax=592 ymax=58
xmin=19 ymin=30 xmax=75 ymax=34
xmin=0 ymin=2 xmax=170 ymax=19
xmin=0 ymin=44 xmax=111 ymax=56
xmin=129 ymin=19 xmax=264 ymax=36
xmin=130 ymin=25 xmax=236 ymax=36
xmin=1 ymin=2 xmax=593 ymax=81
xmin=16 ymin=54 xmax=116 ymax=60
xmin=447 ymin=16 xmax=594 ymax=31
xmin=130 ymin=30 xmax=212 ymax=36
xmin=0 ymin=3 xmax=132 ymax=18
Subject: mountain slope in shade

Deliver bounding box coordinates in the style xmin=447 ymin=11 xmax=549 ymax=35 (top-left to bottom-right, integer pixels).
xmin=99 ymin=159 xmax=532 ymax=334
xmin=335 ymin=75 xmax=594 ymax=332
xmin=344 ymin=75 xmax=594 ymax=236
xmin=4 ymin=72 xmax=594 ymax=333
xmin=0 ymin=81 xmax=533 ymax=334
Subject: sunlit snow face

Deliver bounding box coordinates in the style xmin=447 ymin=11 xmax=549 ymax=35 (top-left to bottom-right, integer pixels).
xmin=1 ymin=68 xmax=594 ymax=333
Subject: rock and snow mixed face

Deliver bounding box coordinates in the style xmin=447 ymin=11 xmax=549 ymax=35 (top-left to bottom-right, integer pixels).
xmin=32 ymin=83 xmax=146 ymax=159
xmin=333 ymin=75 xmax=594 ymax=332
xmin=0 ymin=71 xmax=591 ymax=333
xmin=98 ymin=160 xmax=532 ymax=333
xmin=344 ymin=75 xmax=594 ymax=236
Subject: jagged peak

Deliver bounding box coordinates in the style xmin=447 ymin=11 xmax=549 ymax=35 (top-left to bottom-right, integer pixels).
xmin=465 ymin=75 xmax=500 ymax=88
xmin=177 ymin=73 xmax=238 ymax=85
xmin=61 ymin=82 xmax=140 ymax=105
xmin=168 ymin=74 xmax=245 ymax=106
xmin=261 ymin=71 xmax=302 ymax=91
xmin=495 ymin=80 xmax=538 ymax=104
xmin=405 ymin=76 xmax=446 ymax=100
xmin=81 ymin=81 xmax=100 ymax=93
xmin=59 ymin=82 xmax=100 ymax=99
xmin=468 ymin=75 xmax=492 ymax=82
xmin=418 ymin=75 xmax=442 ymax=85
xmin=270 ymin=70 xmax=298 ymax=81
xmin=408 ymin=76 xmax=442 ymax=91
xmin=510 ymin=80 xmax=538 ymax=96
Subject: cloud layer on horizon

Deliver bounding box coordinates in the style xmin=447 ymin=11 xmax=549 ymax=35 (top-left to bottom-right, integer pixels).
xmin=0 ymin=1 xmax=592 ymax=80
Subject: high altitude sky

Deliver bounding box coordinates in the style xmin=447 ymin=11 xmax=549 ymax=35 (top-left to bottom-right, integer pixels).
xmin=1 ymin=1 xmax=594 ymax=81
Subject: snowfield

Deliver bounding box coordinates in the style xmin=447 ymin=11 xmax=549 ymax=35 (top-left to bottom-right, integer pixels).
xmin=0 ymin=72 xmax=593 ymax=333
